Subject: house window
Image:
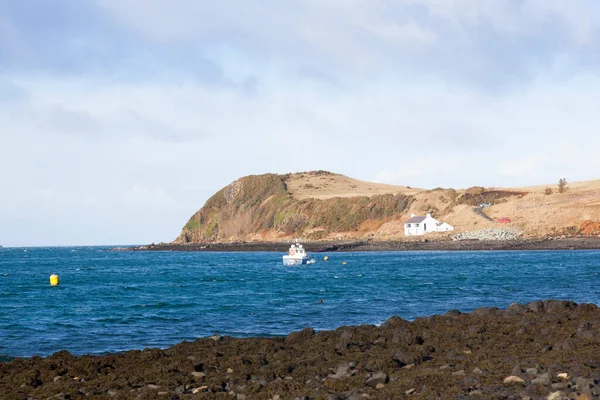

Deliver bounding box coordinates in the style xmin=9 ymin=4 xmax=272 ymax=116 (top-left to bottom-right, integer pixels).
xmin=424 ymin=223 xmax=427 ymax=230
xmin=415 ymin=223 xmax=419 ymax=228
xmin=407 ymin=224 xmax=411 ymax=228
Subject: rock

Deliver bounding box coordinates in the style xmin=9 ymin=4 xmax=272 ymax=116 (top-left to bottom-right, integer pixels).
xmin=473 ymin=367 xmax=483 ymax=375
xmin=503 ymin=376 xmax=525 ymax=385
xmin=285 ymin=328 xmax=315 ymax=345
xmin=366 ymin=372 xmax=388 ymax=387
xmin=445 ymin=349 xmax=465 ymax=361
xmin=192 ymin=386 xmax=208 ymax=394
xmin=551 ymin=382 xmax=568 ymax=390
xmin=575 ymin=377 xmax=592 ymax=390
xmin=526 ymin=368 xmax=539 ymax=376
xmin=375 ymin=383 xmax=385 ymax=390
xmin=327 ymin=363 xmax=351 ymax=379
xmin=191 ymin=371 xmax=206 ymax=378
xmin=544 ymin=300 xmax=576 ymax=313
xmin=380 ymin=315 xmax=405 ymax=329
xmin=451 ymin=228 xmax=521 ymax=241
xmin=175 ymin=385 xmax=186 ymax=393
xmin=392 ymin=350 xmax=416 ymax=367
xmin=405 ymin=388 xmax=416 ymax=395
xmin=227 ymin=368 xmax=234 ymax=373
xmin=554 ymin=340 xmax=576 ymax=351
xmin=576 ymin=393 xmax=593 ymax=400
xmin=531 ymin=373 xmax=551 ymax=385
xmin=209 ymin=334 xmax=222 ymax=341
xmin=147 ymin=384 xmax=160 ymax=390
xmin=444 ymin=309 xmax=462 ymax=318
xmin=511 ymin=365 xmax=524 ymax=376
xmin=346 ymin=392 xmax=365 ymax=400
xmin=471 ymin=307 xmax=500 ymax=317
xmin=469 ymin=390 xmax=483 ymax=396
xmin=547 ymin=392 xmax=567 ymax=400
xmin=576 ymin=322 xmax=597 ymax=339
xmin=53 ymin=376 xmax=62 ymax=382
xmin=452 ymin=370 xmax=465 ymax=376
xmin=527 ymin=300 xmax=544 ymax=313
xmin=557 ymin=373 xmax=569 ymax=380
xmin=506 ymin=302 xmax=528 ymax=315
xmin=237 ymin=395 xmax=246 ymax=400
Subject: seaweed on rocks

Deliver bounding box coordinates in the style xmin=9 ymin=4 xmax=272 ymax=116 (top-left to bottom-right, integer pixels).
xmin=2 ymin=300 xmax=600 ymax=399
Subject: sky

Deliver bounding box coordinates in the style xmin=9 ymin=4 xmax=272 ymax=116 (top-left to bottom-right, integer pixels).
xmin=1 ymin=0 xmax=600 ymax=246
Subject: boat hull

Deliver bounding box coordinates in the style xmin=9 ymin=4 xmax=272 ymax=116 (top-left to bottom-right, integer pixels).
xmin=282 ymin=256 xmax=309 ymax=266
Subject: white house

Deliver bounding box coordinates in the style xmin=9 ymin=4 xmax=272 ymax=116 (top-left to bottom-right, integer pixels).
xmin=404 ymin=213 xmax=455 ymax=236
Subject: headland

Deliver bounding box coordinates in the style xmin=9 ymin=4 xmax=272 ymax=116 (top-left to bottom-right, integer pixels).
xmin=130 ymin=171 xmax=600 ymax=252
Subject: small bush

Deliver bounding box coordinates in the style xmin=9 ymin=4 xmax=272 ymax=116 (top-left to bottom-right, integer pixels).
xmin=544 ymin=187 xmax=553 ymax=195
xmin=558 ymin=178 xmax=568 ymax=193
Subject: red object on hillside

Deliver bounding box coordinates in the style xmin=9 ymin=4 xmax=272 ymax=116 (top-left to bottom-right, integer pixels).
xmin=498 ymin=217 xmax=511 ymax=223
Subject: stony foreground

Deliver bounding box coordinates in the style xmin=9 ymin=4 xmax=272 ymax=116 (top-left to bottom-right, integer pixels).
xmin=2 ymin=300 xmax=600 ymax=400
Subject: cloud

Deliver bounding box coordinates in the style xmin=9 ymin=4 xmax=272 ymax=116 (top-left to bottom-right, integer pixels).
xmin=91 ymin=0 xmax=600 ymax=90
xmin=1 ymin=1 xmax=600 ymax=245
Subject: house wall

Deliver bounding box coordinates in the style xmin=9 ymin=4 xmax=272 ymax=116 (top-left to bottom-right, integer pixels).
xmin=404 ymin=215 xmax=440 ymax=236
xmin=404 ymin=223 xmax=425 ymax=236
xmin=422 ymin=215 xmax=439 ymax=233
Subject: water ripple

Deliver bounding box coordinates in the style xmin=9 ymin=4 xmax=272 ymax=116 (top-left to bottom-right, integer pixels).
xmin=1 ymin=247 xmax=599 ymax=357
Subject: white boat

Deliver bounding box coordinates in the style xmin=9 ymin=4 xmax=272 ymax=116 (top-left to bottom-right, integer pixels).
xmin=282 ymin=240 xmax=316 ymax=266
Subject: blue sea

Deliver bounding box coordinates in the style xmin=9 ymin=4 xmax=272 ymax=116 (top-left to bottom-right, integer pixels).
xmin=0 ymin=247 xmax=599 ymax=359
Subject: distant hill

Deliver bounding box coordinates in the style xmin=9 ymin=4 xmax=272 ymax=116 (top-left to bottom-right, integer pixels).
xmin=175 ymin=171 xmax=600 ymax=243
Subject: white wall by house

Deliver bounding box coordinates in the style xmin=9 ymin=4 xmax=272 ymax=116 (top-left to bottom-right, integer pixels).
xmin=436 ymin=222 xmax=455 ymax=232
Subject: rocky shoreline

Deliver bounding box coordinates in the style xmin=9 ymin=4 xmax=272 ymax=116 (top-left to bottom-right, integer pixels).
xmin=2 ymin=300 xmax=600 ymax=399
xmin=120 ymin=236 xmax=600 ymax=253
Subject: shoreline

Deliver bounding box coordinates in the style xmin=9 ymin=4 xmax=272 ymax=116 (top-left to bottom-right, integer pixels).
xmin=2 ymin=299 xmax=599 ymax=398
xmin=121 ymin=236 xmax=600 ymax=252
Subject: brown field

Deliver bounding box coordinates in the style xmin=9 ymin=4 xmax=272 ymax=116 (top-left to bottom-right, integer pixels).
xmin=288 ymin=174 xmax=600 ymax=239
xmin=286 ymin=171 xmax=421 ymax=200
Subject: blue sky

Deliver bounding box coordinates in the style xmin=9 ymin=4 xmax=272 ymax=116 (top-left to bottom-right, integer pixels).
xmin=1 ymin=0 xmax=600 ymax=246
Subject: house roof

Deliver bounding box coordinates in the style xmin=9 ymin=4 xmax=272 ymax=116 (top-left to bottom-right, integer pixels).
xmin=406 ymin=216 xmax=426 ymax=223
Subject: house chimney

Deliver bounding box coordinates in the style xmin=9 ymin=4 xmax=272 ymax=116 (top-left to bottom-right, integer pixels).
xmin=410 ymin=214 xmax=415 ymax=217
xmin=426 ymin=213 xmax=431 ymax=218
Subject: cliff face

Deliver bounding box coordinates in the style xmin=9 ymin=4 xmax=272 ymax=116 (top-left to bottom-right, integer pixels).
xmin=175 ymin=171 xmax=600 ymax=243
xmin=175 ymin=172 xmax=414 ymax=243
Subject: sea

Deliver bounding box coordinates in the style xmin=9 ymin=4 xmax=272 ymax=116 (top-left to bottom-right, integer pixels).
xmin=1 ymin=246 xmax=599 ymax=359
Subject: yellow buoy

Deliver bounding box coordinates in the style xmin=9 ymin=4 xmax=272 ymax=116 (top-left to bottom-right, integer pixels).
xmin=324 ymin=256 xmax=329 ymax=261
xmin=50 ymin=274 xmax=59 ymax=286
xmin=342 ymin=261 xmax=347 ymax=265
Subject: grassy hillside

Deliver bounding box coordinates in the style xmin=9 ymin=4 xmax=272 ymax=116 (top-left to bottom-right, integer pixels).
xmin=176 ymin=172 xmax=413 ymax=242
xmin=175 ymin=171 xmax=600 ymax=243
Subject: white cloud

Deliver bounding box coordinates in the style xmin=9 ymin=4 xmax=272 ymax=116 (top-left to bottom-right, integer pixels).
xmin=1 ymin=1 xmax=600 ymax=245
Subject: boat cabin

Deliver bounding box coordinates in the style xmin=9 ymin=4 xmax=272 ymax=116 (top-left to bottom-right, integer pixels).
xmin=288 ymin=244 xmax=306 ymax=257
